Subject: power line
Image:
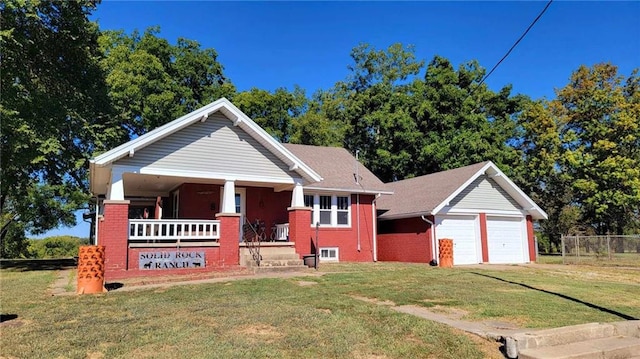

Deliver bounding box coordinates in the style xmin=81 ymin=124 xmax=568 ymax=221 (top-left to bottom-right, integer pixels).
xmin=470 ymin=0 xmax=553 ymax=97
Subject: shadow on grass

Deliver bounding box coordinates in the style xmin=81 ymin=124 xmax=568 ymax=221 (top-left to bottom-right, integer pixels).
xmin=472 ymin=272 xmax=638 ymax=321
xmin=105 ymin=282 xmax=124 ymax=291
xmin=0 ymin=314 xmax=18 ymax=323
xmin=0 ymin=258 xmax=77 ymax=271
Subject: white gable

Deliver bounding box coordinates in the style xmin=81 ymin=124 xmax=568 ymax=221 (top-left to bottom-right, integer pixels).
xmin=449 ymin=175 xmax=521 ymax=212
xmin=116 ymin=113 xmax=292 ymax=181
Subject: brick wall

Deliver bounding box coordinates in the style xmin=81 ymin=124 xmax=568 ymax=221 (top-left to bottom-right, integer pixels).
xmin=289 ymin=208 xmax=312 ymax=257
xmin=377 ymin=217 xmax=432 ymax=263
xmin=177 ymin=183 xmax=220 ymax=219
xmin=479 ymin=213 xmax=489 ymax=263
xmin=526 ymin=215 xmax=536 ymax=262
xmin=217 ymin=214 xmax=241 ymax=266
xmin=99 ymin=201 xmax=130 ymax=280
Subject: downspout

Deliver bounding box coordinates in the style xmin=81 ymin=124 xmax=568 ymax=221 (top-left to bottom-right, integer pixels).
xmin=372 ymin=193 xmax=381 ymax=262
xmin=356 ymin=194 xmax=361 ymax=252
xmin=421 ymin=215 xmax=437 ymax=264
xmin=94 ymin=196 xmax=100 ymax=246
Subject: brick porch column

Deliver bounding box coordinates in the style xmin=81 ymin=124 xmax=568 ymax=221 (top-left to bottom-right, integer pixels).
xmin=99 ymin=200 xmax=130 ymax=280
xmin=288 ymin=207 xmax=312 ymax=257
xmin=216 ymin=213 xmax=241 ymax=266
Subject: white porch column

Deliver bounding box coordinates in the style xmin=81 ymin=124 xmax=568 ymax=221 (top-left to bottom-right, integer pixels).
xmin=290 ymin=179 xmax=305 ymax=208
xmin=106 ymin=167 xmax=125 ymax=200
xmin=221 ymin=180 xmax=236 ymax=213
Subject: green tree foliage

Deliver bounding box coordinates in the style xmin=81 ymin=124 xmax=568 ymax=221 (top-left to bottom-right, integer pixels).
xmin=0 ymin=0 xmax=117 ymax=257
xmin=28 ymin=236 xmax=89 ymax=259
xmin=518 ymin=63 xmax=640 ymax=240
xmin=234 ymin=86 xmax=307 ymax=142
xmin=317 ymin=44 xmax=527 ymax=182
xmin=99 ymin=27 xmax=235 ymax=137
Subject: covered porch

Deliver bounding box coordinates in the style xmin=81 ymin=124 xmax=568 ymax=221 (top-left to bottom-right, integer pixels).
xmin=94 ymin=169 xmax=313 ymax=279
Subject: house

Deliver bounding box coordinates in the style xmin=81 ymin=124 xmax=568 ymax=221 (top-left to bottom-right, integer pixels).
xmin=89 ymin=98 xmax=389 ymax=280
xmin=376 ymin=162 xmax=548 ymax=265
xmin=89 ymin=98 xmax=546 ymax=280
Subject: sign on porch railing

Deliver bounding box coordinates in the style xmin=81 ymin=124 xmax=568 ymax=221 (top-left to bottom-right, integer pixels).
xmin=129 ymin=219 xmax=220 ymax=247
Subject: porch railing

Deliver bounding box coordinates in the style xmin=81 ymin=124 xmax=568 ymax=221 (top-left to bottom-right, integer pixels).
xmin=275 ymin=223 xmax=289 ymax=241
xmin=129 ymin=219 xmax=220 ymax=247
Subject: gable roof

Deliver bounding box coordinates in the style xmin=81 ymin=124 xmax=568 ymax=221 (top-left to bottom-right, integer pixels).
xmin=90 ymin=98 xmax=322 ymax=184
xmin=283 ymin=144 xmax=391 ymax=194
xmin=377 ymin=161 xmax=547 ymax=220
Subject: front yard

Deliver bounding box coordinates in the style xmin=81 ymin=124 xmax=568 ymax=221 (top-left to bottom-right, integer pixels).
xmin=1 ymin=262 xmax=638 ymax=358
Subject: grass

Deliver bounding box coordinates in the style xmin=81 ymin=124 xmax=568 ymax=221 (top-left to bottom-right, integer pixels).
xmin=538 ymin=253 xmax=640 ymax=267
xmin=1 ymin=262 xmax=639 ymax=359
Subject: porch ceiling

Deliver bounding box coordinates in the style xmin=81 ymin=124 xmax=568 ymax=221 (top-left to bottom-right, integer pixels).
xmin=122 ymin=173 xmax=294 ymax=197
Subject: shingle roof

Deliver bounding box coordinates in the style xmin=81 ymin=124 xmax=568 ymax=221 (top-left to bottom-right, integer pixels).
xmin=377 ymin=162 xmax=490 ymax=219
xmin=283 ymin=144 xmax=389 ymax=193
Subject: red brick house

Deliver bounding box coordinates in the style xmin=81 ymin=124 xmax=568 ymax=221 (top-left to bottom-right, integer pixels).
xmin=90 ymin=98 xmax=390 ymax=280
xmin=376 ymin=162 xmax=547 ymax=265
xmin=90 ymin=98 xmax=547 ymax=280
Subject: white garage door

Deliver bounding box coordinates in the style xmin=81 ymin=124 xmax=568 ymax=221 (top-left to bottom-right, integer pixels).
xmin=487 ymin=216 xmax=526 ymax=264
xmin=436 ymin=215 xmax=479 ymax=265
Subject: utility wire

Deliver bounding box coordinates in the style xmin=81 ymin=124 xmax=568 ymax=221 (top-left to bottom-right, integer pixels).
xmin=469 ymin=0 xmax=553 ymax=98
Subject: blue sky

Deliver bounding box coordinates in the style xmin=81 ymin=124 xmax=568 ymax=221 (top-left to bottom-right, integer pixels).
xmin=41 ymin=1 xmax=639 ymax=239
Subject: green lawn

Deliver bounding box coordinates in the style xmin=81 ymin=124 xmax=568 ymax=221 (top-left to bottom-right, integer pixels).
xmin=1 ymin=262 xmax=638 ymax=359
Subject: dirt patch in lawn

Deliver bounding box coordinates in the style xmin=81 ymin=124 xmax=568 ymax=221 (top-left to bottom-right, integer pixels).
xmin=351 ymin=295 xmax=396 ymax=306
xmin=235 ymin=324 xmax=283 ymax=342
xmin=296 ymin=280 xmax=318 ymax=286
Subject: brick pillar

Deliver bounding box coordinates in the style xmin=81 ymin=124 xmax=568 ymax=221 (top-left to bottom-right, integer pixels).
xmin=99 ymin=200 xmax=130 ymax=280
xmin=288 ymin=207 xmax=312 ymax=257
xmin=216 ymin=213 xmax=240 ymax=266
xmin=479 ymin=213 xmax=489 ymax=263
xmin=526 ymin=215 xmax=536 ymax=262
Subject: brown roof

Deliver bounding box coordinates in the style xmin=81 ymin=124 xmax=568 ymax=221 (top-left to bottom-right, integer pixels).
xmin=284 ymin=144 xmax=388 ymax=193
xmin=377 ymin=161 xmax=490 ymax=219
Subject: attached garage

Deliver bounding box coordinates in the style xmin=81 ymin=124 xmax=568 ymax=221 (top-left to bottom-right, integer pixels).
xmin=486 ymin=216 xmax=527 ymax=264
xmin=435 ymin=215 xmax=480 ymax=265
xmin=376 ymin=161 xmax=547 ymax=266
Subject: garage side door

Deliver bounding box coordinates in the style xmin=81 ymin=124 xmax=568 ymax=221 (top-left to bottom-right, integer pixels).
xmin=436 ymin=215 xmax=479 ymax=265
xmin=486 ymin=216 xmax=526 ymax=264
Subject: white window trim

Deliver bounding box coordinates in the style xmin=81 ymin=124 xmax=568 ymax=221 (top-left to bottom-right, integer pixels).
xmin=319 ymin=247 xmax=339 ymax=262
xmin=307 ymin=193 xmax=351 ymax=228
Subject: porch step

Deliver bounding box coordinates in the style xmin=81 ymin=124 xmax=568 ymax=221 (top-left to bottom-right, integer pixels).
xmin=246 ymin=258 xmax=305 ymax=268
xmin=518 ymin=336 xmax=640 ymax=359
xmin=505 ymin=321 xmax=640 ymax=359
xmin=251 ymin=264 xmax=310 ymax=274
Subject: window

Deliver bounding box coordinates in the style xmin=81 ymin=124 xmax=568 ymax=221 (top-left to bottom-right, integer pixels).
xmin=320 ymin=247 xmax=339 ymax=262
xmin=307 ymin=194 xmax=351 ymax=227
xmin=337 ymin=196 xmax=349 ymax=225
xmin=304 ymin=195 xmax=314 ymax=224
xmin=319 ymin=195 xmax=332 ymax=225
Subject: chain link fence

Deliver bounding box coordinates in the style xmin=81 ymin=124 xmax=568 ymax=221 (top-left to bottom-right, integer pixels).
xmin=561 ymin=235 xmax=640 ymax=266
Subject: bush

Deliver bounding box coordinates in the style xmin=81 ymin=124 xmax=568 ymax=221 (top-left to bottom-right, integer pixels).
xmin=28 ymin=236 xmax=89 ymax=259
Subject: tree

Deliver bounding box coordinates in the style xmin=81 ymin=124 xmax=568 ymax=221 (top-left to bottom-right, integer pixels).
xmin=0 ymin=0 xmax=116 ymax=257
xmin=321 ymin=44 xmax=527 ymax=183
xmin=518 ymin=63 xmax=640 ymax=243
xmin=233 ymin=86 xmax=307 ymax=142
xmin=290 ymin=91 xmax=346 ymax=147
xmin=414 ymin=56 xmax=527 ymax=178
xmin=99 ymin=27 xmax=235 ymax=137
